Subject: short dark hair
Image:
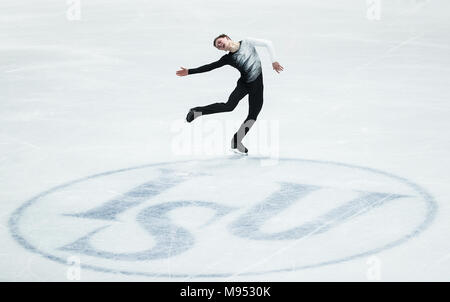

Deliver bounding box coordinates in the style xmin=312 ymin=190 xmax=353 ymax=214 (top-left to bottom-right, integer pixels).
xmin=213 ymin=34 xmax=231 ymax=47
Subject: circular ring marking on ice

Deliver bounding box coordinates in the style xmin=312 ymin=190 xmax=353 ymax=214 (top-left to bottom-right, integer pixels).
xmin=8 ymin=157 xmax=437 ymax=278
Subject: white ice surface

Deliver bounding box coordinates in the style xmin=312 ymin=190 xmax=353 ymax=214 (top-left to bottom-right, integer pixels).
xmin=1 ymin=0 xmax=450 ymax=281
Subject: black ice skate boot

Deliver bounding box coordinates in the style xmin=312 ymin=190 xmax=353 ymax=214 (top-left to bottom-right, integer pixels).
xmin=186 ymin=109 xmax=201 ymax=123
xmin=231 ymin=136 xmax=248 ymax=154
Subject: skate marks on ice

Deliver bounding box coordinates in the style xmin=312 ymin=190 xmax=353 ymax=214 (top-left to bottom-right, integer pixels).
xmin=8 ymin=157 xmax=437 ymax=278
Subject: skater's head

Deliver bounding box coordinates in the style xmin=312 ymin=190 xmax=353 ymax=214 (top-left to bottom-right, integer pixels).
xmin=213 ymin=34 xmax=231 ymax=51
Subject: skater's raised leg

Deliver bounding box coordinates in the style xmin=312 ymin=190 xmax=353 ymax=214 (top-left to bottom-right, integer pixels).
xmin=186 ymin=81 xmax=248 ymax=122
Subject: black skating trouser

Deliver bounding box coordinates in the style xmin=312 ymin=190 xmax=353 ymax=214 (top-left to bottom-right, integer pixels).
xmin=191 ymin=73 xmax=264 ymax=145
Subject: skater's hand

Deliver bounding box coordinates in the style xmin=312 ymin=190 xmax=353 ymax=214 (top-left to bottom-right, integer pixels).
xmin=176 ymin=67 xmax=189 ymax=76
xmin=272 ymin=62 xmax=284 ymax=73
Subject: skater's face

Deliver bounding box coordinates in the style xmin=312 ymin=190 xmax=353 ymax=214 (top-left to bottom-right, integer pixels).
xmin=215 ymin=37 xmax=229 ymax=51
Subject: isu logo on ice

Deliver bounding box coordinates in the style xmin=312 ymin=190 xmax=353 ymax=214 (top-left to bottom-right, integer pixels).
xmin=9 ymin=157 xmax=436 ymax=277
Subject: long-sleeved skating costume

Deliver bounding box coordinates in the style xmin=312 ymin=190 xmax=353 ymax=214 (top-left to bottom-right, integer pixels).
xmin=188 ymin=37 xmax=277 ymax=83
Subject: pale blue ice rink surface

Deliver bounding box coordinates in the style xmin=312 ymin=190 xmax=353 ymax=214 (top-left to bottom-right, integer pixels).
xmin=1 ymin=0 xmax=449 ymax=281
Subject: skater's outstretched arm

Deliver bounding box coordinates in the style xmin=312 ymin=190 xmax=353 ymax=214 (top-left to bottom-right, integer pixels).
xmin=246 ymin=37 xmax=284 ymax=73
xmin=176 ymin=55 xmax=228 ymax=77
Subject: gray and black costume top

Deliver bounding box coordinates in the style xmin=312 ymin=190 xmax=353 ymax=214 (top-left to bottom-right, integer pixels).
xmin=188 ymin=37 xmax=277 ymax=83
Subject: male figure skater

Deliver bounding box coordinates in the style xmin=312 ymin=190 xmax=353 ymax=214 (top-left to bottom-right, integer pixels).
xmin=176 ymin=34 xmax=284 ymax=154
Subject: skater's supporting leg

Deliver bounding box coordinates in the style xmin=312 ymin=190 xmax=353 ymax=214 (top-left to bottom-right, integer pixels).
xmin=231 ymin=74 xmax=264 ymax=151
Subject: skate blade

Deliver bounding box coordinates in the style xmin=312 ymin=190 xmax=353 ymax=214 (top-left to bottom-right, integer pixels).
xmin=231 ymin=148 xmax=248 ymax=156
